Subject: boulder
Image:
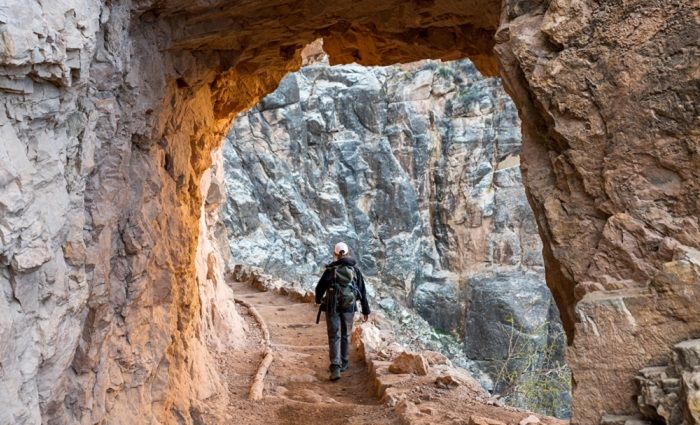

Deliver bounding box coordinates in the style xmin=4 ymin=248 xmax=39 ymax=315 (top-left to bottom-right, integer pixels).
xmin=435 ymin=374 xmax=460 ymax=389
xmin=469 ymin=415 xmax=507 ymax=425
xmin=423 ymin=350 xmax=453 ymax=367
xmin=519 ymin=415 xmax=541 ymax=425
xmin=394 ymin=399 xmax=421 ymax=416
xmin=389 ymin=352 xmax=430 ymax=376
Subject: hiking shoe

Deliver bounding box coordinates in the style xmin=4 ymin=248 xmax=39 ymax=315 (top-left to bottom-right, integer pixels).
xmin=329 ymin=365 xmax=341 ymax=381
xmin=340 ymin=361 xmax=349 ymax=372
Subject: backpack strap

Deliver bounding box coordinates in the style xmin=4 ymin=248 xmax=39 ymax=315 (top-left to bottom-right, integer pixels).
xmin=349 ymin=266 xmax=359 ymax=296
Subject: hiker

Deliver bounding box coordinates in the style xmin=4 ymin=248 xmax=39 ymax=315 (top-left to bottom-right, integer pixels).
xmin=315 ymin=242 xmax=370 ymax=381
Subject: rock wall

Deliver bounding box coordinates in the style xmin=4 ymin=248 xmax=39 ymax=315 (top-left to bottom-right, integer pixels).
xmin=495 ymin=0 xmax=700 ymax=422
xmin=0 ymin=2 xmax=246 ymax=423
xmin=221 ymin=58 xmax=566 ymax=409
xmin=0 ymin=2 xmax=115 ymax=422
xmin=0 ymin=0 xmax=696 ymax=423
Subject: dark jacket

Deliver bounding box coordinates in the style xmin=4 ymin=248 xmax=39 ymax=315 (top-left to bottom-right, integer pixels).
xmin=315 ymin=256 xmax=370 ymax=315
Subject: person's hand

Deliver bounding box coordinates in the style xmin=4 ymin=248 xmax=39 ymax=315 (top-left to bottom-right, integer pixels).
xmin=362 ymin=314 xmax=369 ymax=322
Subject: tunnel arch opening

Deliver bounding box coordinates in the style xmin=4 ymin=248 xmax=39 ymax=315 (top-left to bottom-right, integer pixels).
xmin=146 ymin=2 xmax=699 ymax=422
xmin=142 ymin=2 xmax=587 ymax=417
xmin=213 ymin=43 xmax=572 ymax=416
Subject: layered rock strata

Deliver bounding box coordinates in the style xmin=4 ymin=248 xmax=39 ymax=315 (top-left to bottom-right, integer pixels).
xmin=636 ymin=338 xmax=700 ymax=424
xmin=0 ymin=3 xmax=245 ymax=422
xmin=0 ymin=0 xmax=696 ymax=423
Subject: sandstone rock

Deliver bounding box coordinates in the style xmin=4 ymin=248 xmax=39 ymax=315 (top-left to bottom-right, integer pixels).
xmin=635 ymin=338 xmax=700 ymax=424
xmin=395 ymin=399 xmax=421 ymax=416
xmin=469 ymin=415 xmax=507 ymax=425
xmin=487 ymin=396 xmax=504 ymax=407
xmin=496 ymin=0 xmax=699 ymax=421
xmin=687 ymin=378 xmax=700 ymax=425
xmin=519 ymin=414 xmax=541 ymax=425
xmin=382 ymin=387 xmax=408 ymax=407
xmin=0 ymin=0 xmax=694 ymax=423
xmin=389 ymin=352 xmax=430 ymax=376
xmin=422 ymin=350 xmax=452 ymax=367
xmin=352 ymin=323 xmax=384 ymax=360
xmin=435 ymin=375 xmax=460 ymax=389
xmin=636 ymin=366 xmax=682 ymax=423
xmin=420 ymin=406 xmax=436 ymax=415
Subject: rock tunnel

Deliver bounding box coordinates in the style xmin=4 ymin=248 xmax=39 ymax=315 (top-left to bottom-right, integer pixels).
xmin=0 ymin=0 xmax=697 ymax=424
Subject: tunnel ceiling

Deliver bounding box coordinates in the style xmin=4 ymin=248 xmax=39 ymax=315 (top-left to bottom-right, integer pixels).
xmin=153 ymin=0 xmax=501 ymax=75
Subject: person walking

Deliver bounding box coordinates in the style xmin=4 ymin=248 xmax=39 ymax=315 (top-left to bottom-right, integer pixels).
xmin=315 ymin=242 xmax=370 ymax=381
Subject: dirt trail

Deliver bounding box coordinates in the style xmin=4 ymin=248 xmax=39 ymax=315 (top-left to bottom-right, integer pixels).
xmin=206 ymin=280 xmax=400 ymax=425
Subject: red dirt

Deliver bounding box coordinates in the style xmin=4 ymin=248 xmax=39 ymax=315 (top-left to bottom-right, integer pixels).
xmin=202 ymin=280 xmax=400 ymax=425
xmin=203 ymin=279 xmax=568 ymax=425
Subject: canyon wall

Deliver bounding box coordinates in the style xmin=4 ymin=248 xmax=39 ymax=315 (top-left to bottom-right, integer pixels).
xmin=495 ymin=0 xmax=700 ymax=421
xmin=0 ymin=0 xmax=696 ymax=423
xmin=221 ymin=58 xmax=567 ymax=411
xmin=0 ymin=1 xmax=244 ymax=423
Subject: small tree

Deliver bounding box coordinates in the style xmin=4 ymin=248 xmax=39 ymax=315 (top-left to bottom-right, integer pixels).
xmin=487 ymin=315 xmax=571 ymax=418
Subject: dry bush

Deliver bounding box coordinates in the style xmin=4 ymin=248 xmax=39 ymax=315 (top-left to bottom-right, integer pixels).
xmin=487 ymin=315 xmax=571 ymax=418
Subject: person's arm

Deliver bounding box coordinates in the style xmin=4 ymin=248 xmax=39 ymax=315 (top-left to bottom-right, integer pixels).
xmin=315 ymin=269 xmax=331 ymax=305
xmin=355 ymin=268 xmax=371 ymax=316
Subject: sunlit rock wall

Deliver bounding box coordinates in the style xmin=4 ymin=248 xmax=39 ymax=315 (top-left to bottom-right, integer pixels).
xmin=0 ymin=2 xmax=243 ymax=423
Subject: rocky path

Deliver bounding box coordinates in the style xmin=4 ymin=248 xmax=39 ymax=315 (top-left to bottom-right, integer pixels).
xmin=204 ymin=275 xmax=568 ymax=425
xmin=206 ymin=280 xmax=400 ymax=425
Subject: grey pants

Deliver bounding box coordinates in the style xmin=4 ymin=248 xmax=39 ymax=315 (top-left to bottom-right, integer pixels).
xmin=325 ymin=311 xmax=355 ymax=368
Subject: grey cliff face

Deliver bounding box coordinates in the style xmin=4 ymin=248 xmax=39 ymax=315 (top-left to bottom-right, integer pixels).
xmin=221 ymin=58 xmax=567 ymax=409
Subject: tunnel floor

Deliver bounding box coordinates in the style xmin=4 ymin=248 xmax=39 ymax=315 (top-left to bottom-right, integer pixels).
xmin=201 ymin=279 xmax=400 ymax=424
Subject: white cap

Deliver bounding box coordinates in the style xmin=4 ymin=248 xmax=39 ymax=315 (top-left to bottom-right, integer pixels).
xmin=334 ymin=242 xmax=349 ymax=256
